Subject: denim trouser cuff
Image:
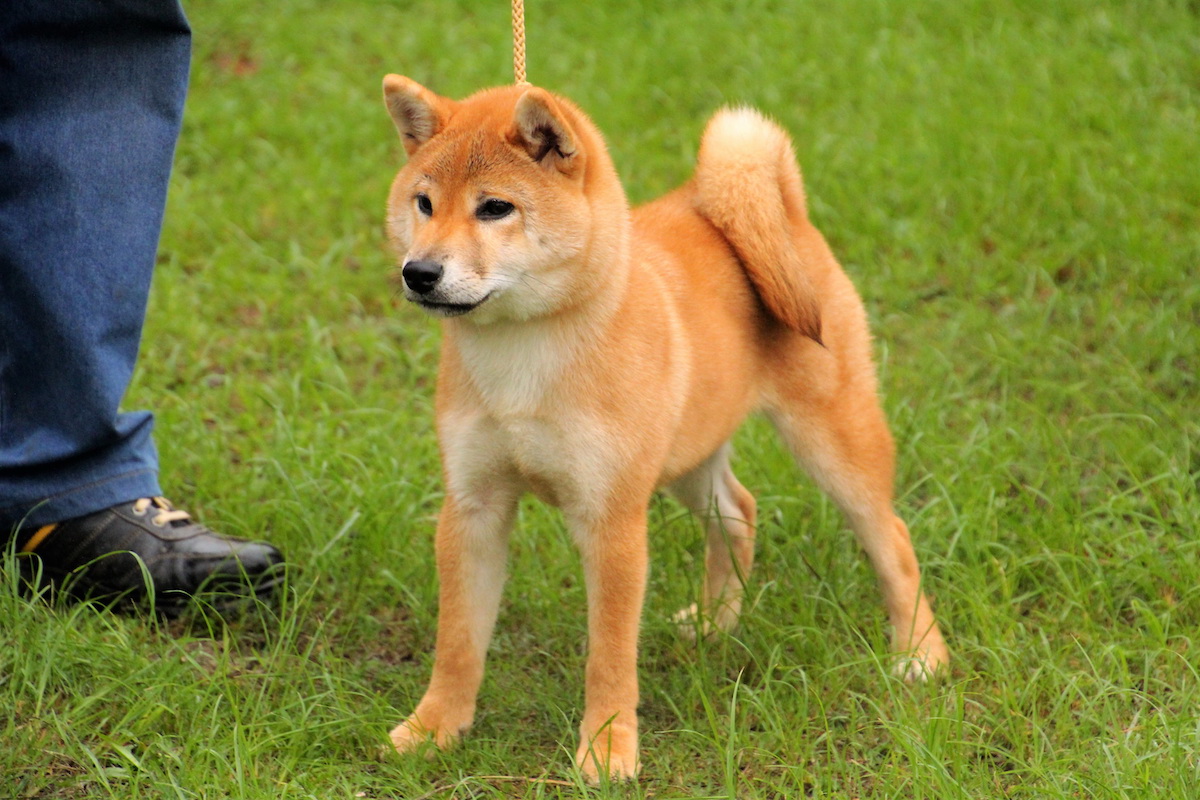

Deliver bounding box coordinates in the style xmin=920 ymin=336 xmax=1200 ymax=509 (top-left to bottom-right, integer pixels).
xmin=0 ymin=0 xmax=189 ymax=532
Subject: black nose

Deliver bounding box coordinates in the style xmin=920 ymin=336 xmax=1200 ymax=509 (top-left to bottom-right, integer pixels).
xmin=402 ymin=259 xmax=443 ymax=294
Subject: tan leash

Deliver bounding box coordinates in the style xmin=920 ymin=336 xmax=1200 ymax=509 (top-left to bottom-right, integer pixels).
xmin=512 ymin=0 xmax=530 ymax=85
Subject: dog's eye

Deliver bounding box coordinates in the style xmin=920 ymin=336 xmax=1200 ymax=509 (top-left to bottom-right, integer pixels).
xmin=415 ymin=193 xmax=433 ymax=216
xmin=476 ymin=198 xmax=515 ymax=220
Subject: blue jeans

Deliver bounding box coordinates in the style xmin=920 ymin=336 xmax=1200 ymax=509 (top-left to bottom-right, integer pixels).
xmin=0 ymin=0 xmax=190 ymax=530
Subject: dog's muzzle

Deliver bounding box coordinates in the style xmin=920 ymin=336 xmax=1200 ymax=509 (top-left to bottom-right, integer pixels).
xmin=400 ymin=259 xmax=492 ymax=317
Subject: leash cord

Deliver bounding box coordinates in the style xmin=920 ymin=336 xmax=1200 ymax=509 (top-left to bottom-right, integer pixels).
xmin=512 ymin=0 xmax=530 ymax=85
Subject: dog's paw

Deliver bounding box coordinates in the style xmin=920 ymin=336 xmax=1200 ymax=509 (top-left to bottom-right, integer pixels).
xmin=892 ymin=638 xmax=950 ymax=683
xmin=673 ymin=601 xmax=742 ymax=642
xmin=388 ymin=713 xmax=463 ymax=757
xmin=575 ymin=723 xmax=640 ymax=783
xmin=672 ymin=603 xmax=710 ymax=642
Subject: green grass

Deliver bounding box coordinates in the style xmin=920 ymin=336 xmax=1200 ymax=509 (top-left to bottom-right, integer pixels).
xmin=4 ymin=0 xmax=1199 ymax=796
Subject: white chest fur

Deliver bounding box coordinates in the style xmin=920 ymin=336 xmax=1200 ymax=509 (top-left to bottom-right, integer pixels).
xmin=453 ymin=319 xmax=580 ymax=416
xmin=440 ymin=405 xmax=621 ymax=524
xmin=443 ymin=321 xmax=624 ymax=522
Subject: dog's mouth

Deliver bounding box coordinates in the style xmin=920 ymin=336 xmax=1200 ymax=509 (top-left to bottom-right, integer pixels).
xmin=414 ymin=292 xmax=493 ymax=317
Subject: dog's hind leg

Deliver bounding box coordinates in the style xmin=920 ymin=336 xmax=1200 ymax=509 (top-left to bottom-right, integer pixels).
xmin=767 ymin=384 xmax=948 ymax=680
xmin=668 ymin=443 xmax=758 ymax=638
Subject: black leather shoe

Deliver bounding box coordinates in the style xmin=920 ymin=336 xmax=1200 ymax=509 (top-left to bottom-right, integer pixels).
xmin=15 ymin=497 xmax=284 ymax=616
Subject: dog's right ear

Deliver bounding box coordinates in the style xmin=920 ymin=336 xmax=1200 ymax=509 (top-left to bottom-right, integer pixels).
xmin=383 ymin=75 xmax=454 ymax=156
xmin=510 ymin=88 xmax=583 ymax=177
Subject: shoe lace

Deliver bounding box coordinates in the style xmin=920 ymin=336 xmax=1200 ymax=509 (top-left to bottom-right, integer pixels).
xmin=132 ymin=497 xmax=193 ymax=528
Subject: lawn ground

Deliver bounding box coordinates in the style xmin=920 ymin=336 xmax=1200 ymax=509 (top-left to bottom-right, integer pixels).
xmin=3 ymin=0 xmax=1199 ymax=797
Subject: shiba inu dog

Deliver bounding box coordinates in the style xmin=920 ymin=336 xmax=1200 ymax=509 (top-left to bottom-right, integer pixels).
xmin=381 ymin=75 xmax=949 ymax=781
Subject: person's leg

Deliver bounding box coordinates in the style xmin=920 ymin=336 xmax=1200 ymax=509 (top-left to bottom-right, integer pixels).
xmin=0 ymin=0 xmax=283 ymax=612
xmin=0 ymin=0 xmax=189 ymax=529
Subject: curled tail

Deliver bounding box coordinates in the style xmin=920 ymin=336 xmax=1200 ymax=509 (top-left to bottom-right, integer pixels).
xmin=692 ymin=108 xmax=822 ymax=342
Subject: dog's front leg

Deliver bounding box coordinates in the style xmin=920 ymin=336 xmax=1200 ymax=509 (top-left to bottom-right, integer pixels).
xmin=391 ymin=493 xmax=515 ymax=754
xmin=572 ymin=505 xmax=648 ymax=782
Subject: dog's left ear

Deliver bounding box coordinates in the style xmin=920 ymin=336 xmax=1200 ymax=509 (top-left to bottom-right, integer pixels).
xmin=510 ymin=88 xmax=582 ymax=177
xmin=383 ymin=74 xmax=455 ymax=156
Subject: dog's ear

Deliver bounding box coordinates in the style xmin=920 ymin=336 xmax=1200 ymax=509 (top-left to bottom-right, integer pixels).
xmin=510 ymin=88 xmax=582 ymax=176
xmin=383 ymin=75 xmax=454 ymax=156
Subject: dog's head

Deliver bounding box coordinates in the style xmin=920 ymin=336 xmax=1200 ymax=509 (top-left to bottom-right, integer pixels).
xmin=382 ymin=76 xmax=627 ymax=324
